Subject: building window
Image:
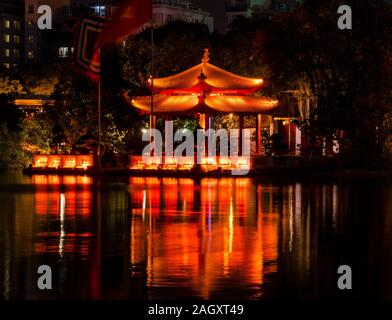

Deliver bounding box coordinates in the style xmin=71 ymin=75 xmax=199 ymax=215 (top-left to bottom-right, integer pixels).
xmin=4 ymin=49 xmax=10 ymax=58
xmin=28 ymin=20 xmax=33 ymax=27
xmin=4 ymin=34 xmax=10 ymax=43
xmin=58 ymin=47 xmax=69 ymax=58
xmin=167 ymin=14 xmax=173 ymax=22
xmin=4 ymin=20 xmax=10 ymax=29
xmin=14 ymin=49 xmax=20 ymax=58
xmin=3 ymin=63 xmax=10 ymax=69
xmin=91 ymin=5 xmax=105 ymax=17
xmin=281 ymin=4 xmax=288 ymax=11
xmin=28 ymin=35 xmax=34 ymax=43
xmin=13 ymin=35 xmax=20 ymax=44
xmin=29 ymin=5 xmax=34 ymax=14
xmin=27 ymin=51 xmax=34 ymax=59
xmin=14 ymin=21 xmax=21 ymax=30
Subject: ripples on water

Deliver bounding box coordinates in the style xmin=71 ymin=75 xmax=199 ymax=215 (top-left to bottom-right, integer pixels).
xmin=0 ymin=172 xmax=391 ymax=300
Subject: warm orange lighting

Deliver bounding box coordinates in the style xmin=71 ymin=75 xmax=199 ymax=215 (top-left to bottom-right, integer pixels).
xmin=130 ymin=94 xmax=278 ymax=114
xmin=146 ymin=157 xmax=161 ymax=165
xmin=177 ymin=157 xmax=194 ymax=170
xmin=32 ymin=154 xmax=93 ymax=170
xmin=199 ymin=157 xmax=217 ymax=172
xmin=79 ymin=160 xmax=91 ymax=169
xmin=34 ymin=156 xmax=48 ymax=168
xmin=236 ymin=158 xmax=250 ymax=169
xmin=76 ymin=155 xmax=93 ymax=169
xmin=48 ymin=156 xmax=61 ymax=169
xmin=132 ymin=95 xmax=199 ymax=113
xmin=218 ymin=157 xmax=232 ymax=170
xmin=130 ymin=155 xmax=253 ymax=172
xmin=128 ymin=52 xmax=277 ymax=117
xmin=201 ymin=157 xmax=216 ymax=165
xmin=164 ymin=157 xmax=177 ymax=165
xmin=128 ymin=176 xmax=279 ymax=299
xmin=151 ymin=62 xmax=264 ymax=93
xmin=64 ymin=157 xmax=76 ymax=169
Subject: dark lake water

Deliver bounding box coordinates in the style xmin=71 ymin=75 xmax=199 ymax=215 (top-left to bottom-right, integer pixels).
xmin=0 ymin=172 xmax=391 ymax=300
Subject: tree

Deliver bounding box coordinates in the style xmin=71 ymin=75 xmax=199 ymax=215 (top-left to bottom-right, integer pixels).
xmin=19 ymin=113 xmax=53 ymax=156
xmin=0 ymin=123 xmax=29 ymax=169
xmin=120 ymin=21 xmax=212 ymax=97
xmin=20 ymin=65 xmax=60 ymax=97
xmin=50 ymin=68 xmax=97 ymax=151
xmin=0 ymin=114 xmax=53 ymax=169
xmin=0 ymin=73 xmax=28 ymax=168
xmin=0 ymin=74 xmax=25 ymax=130
xmin=258 ymin=0 xmax=392 ymax=168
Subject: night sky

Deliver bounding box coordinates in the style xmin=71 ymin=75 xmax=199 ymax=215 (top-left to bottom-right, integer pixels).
xmin=192 ymin=0 xmax=227 ymax=33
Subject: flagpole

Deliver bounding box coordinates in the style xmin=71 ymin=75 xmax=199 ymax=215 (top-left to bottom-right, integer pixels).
xmin=150 ymin=18 xmax=154 ymax=144
xmin=98 ymin=47 xmax=102 ymax=170
xmin=97 ymin=0 xmax=103 ymax=170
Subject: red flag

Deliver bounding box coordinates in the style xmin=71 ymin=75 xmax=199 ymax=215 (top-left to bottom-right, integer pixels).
xmin=75 ymin=0 xmax=152 ymax=80
xmin=74 ymin=18 xmax=105 ymax=80
xmin=88 ymin=0 xmax=152 ymax=75
xmin=98 ymin=0 xmax=152 ymax=47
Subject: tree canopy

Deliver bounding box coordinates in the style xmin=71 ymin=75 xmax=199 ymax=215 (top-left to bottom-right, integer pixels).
xmin=0 ymin=1 xmax=390 ymax=169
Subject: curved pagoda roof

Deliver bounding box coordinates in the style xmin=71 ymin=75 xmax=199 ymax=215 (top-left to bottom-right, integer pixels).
xmin=130 ymin=49 xmax=278 ymax=115
xmin=149 ymin=62 xmax=264 ymax=95
xmin=131 ymin=95 xmax=278 ymax=115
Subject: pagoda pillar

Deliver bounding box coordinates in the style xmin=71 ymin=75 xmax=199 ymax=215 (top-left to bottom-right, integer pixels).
xmin=256 ymin=114 xmax=262 ymax=155
xmin=149 ymin=114 xmax=157 ymax=156
xmin=149 ymin=114 xmax=157 ymax=130
xmin=239 ymin=115 xmax=244 ymax=156
xmin=165 ymin=116 xmax=173 ymax=157
xmin=205 ymin=114 xmax=211 ymax=156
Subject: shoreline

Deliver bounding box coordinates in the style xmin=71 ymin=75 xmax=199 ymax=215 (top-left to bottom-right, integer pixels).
xmin=21 ymin=167 xmax=392 ymax=180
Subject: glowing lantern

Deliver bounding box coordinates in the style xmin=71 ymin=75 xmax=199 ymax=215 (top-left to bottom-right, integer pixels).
xmin=76 ymin=155 xmax=93 ymax=169
xmin=163 ymin=157 xmax=177 ymax=170
xmin=33 ymin=156 xmax=48 ymax=168
xmin=48 ymin=156 xmax=61 ymax=168
xmin=64 ymin=157 xmax=77 ymax=169
xmin=236 ymin=158 xmax=250 ymax=169
xmin=32 ymin=154 xmax=93 ymax=170
xmin=178 ymin=157 xmax=194 ymax=170
xmin=201 ymin=157 xmax=217 ymax=171
xmin=218 ymin=157 xmax=232 ymax=170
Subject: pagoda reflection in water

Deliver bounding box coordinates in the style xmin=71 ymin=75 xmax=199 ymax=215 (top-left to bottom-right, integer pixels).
xmin=128 ymin=177 xmax=312 ymax=299
xmin=0 ymin=174 xmax=353 ymax=299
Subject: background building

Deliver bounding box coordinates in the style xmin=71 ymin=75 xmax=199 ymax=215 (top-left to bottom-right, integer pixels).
xmin=225 ymin=0 xmax=300 ymax=29
xmin=24 ymin=0 xmax=77 ymax=64
xmin=152 ymin=0 xmax=214 ymax=32
xmin=0 ymin=0 xmax=24 ymax=71
xmin=21 ymin=0 xmax=214 ymax=66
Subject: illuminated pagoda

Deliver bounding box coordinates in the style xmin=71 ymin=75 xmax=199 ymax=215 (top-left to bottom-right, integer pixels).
xmin=129 ymin=49 xmax=280 ymax=170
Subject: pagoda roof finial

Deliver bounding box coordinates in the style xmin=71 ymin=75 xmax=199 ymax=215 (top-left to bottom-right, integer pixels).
xmin=202 ymin=48 xmax=210 ymax=65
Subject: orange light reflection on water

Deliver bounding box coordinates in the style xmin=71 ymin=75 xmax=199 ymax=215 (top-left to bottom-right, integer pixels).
xmin=2 ymin=174 xmax=360 ymax=299
xmin=33 ymin=175 xmax=94 ymax=256
xmin=129 ymin=177 xmax=281 ymax=299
